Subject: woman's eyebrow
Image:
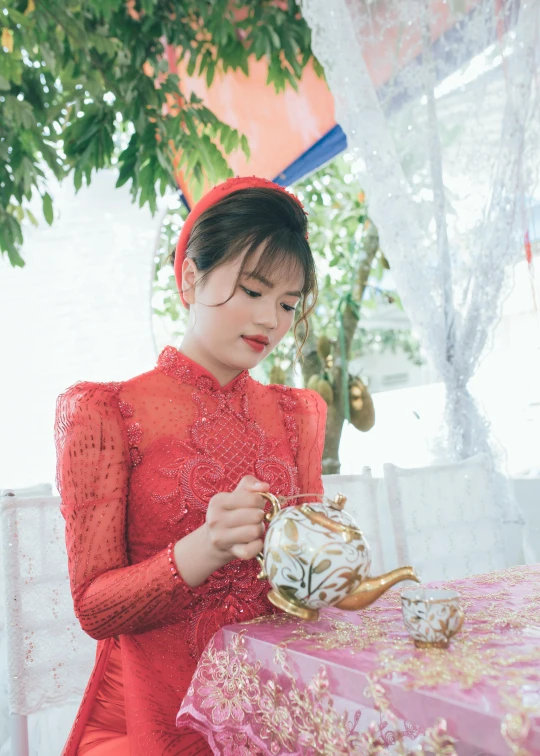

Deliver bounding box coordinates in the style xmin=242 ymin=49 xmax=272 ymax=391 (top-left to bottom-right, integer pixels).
xmin=244 ymin=272 xmax=302 ymax=298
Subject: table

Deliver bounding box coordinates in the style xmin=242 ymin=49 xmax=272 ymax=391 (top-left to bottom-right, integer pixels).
xmin=177 ymin=565 xmax=540 ymax=755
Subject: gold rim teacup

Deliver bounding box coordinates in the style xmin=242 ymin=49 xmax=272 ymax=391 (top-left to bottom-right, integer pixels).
xmin=401 ymin=588 xmax=464 ymax=649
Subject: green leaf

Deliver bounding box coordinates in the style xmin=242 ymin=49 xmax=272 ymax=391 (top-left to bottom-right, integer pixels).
xmin=42 ymin=193 xmax=54 ymax=225
xmin=7 ymin=246 xmax=25 ymax=267
xmin=74 ymin=168 xmax=83 ymax=192
xmin=7 ymin=8 xmax=29 ymax=26
xmin=26 ymin=208 xmax=38 ymax=227
xmin=206 ymin=61 xmax=216 ymax=88
xmin=267 ymin=27 xmax=281 ymax=49
xmin=186 ymin=51 xmax=197 ymax=77
xmin=240 ymin=134 xmax=250 ymax=158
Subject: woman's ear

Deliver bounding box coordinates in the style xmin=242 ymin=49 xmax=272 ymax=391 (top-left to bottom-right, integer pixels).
xmin=182 ymin=258 xmax=199 ymax=305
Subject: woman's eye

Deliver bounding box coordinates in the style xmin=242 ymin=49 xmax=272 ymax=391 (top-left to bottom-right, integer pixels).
xmin=241 ymin=286 xmax=261 ymax=298
xmin=241 ymin=285 xmax=296 ymax=312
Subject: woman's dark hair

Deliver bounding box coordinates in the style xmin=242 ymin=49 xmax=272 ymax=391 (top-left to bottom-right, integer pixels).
xmin=171 ymin=187 xmax=318 ymax=356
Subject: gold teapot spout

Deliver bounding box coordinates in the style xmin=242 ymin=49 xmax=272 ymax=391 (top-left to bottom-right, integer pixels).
xmin=335 ymin=567 xmax=420 ymax=611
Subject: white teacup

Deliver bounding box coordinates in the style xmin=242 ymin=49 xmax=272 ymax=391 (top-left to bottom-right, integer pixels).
xmin=401 ymin=588 xmax=464 ymax=648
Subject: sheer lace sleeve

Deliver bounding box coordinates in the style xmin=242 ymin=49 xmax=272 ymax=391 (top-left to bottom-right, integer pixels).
xmin=290 ymin=388 xmax=327 ymax=495
xmin=55 ymin=382 xmax=202 ymax=641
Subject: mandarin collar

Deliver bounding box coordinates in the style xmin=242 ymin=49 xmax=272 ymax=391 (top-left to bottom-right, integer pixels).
xmin=156 ymin=346 xmax=249 ymax=393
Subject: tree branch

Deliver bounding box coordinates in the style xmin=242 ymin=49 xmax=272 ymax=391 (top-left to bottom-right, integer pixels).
xmin=343 ymin=224 xmax=380 ymax=354
xmin=322 ymin=222 xmax=380 ymax=473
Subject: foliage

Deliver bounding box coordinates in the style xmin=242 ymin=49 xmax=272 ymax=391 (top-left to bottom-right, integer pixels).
xmin=352 ymin=327 xmax=424 ymax=367
xmin=295 ymin=154 xmax=387 ymax=341
xmin=0 ymin=0 xmax=317 ymax=266
xmin=153 ymin=194 xmax=188 ymax=332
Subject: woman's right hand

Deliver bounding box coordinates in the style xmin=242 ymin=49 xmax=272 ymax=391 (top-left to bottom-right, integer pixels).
xmin=205 ymin=475 xmax=270 ymax=563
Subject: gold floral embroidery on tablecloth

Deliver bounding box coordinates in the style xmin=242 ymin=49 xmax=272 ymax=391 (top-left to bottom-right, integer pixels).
xmin=468 ymin=599 xmax=540 ymax=632
xmin=466 ymin=564 xmax=540 ymax=586
xmin=361 ymin=715 xmax=456 ymax=755
xmin=278 ymin=615 xmax=400 ymax=654
xmin=188 ymin=629 xmax=365 ymax=755
xmin=500 ymin=711 xmax=536 ymax=756
xmin=372 ymin=635 xmax=539 ymax=691
xmin=214 ymin=731 xmax=264 ymax=756
xmin=192 ymin=632 xmax=262 ymax=726
xmin=242 ymin=612 xmax=300 ymax=628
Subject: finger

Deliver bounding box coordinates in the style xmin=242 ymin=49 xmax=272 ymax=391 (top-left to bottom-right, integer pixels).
xmin=225 ymin=524 xmax=266 ymax=545
xmin=221 ymin=490 xmax=267 ymax=511
xmin=213 ymin=524 xmax=264 ymax=552
xmin=231 ymin=539 xmax=264 ymax=561
xmin=235 ymin=475 xmax=270 ymax=493
xmin=224 ymin=508 xmax=266 ymax=528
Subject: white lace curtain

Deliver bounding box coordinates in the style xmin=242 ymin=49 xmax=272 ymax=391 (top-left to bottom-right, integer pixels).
xmin=301 ymin=0 xmax=540 ymax=524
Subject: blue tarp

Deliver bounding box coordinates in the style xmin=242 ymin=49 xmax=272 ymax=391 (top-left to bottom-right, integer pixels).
xmin=272 ymin=124 xmax=347 ymax=187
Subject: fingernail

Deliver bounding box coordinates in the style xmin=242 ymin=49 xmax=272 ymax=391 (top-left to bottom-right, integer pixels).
xmin=254 ymin=482 xmax=265 ymax=489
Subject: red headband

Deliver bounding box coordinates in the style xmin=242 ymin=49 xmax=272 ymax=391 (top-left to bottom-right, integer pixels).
xmin=174 ymin=176 xmax=306 ymax=308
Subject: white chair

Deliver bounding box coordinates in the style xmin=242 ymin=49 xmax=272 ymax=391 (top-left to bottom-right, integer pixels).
xmin=0 ymin=486 xmax=54 ymax=753
xmin=0 ymin=485 xmax=53 ymax=498
xmin=0 ymin=496 xmax=96 ymax=756
xmin=323 ymin=468 xmax=386 ymax=575
xmin=383 ymin=454 xmax=514 ymax=582
xmin=512 ymin=478 xmax=540 ymax=562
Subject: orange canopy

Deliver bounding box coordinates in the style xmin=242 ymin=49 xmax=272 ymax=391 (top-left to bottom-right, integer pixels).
xmin=167 ymin=0 xmax=489 ymax=206
xmin=169 ymin=54 xmax=336 ymax=206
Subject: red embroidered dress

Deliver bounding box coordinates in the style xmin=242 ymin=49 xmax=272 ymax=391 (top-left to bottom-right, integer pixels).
xmin=55 ymin=347 xmax=326 ymax=755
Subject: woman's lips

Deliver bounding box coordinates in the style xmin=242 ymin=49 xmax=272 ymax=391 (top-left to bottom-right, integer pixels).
xmin=241 ymin=336 xmax=268 ymax=353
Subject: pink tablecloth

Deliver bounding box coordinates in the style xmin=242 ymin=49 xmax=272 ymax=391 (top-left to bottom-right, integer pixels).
xmin=177 ymin=565 xmax=540 ymax=755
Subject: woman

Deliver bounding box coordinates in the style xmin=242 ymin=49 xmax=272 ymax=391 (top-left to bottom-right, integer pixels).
xmin=55 ymin=176 xmax=326 ymax=755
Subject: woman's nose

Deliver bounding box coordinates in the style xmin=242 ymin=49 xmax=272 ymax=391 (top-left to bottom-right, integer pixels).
xmin=254 ymin=302 xmax=278 ymax=330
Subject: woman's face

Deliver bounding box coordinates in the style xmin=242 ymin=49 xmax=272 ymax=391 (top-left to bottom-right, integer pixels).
xmin=182 ymin=246 xmax=304 ymax=375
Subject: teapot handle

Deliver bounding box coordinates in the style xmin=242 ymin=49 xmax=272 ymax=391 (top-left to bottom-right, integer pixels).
xmin=256 ymin=492 xmax=281 ymax=579
xmin=259 ymin=491 xmax=282 ymax=521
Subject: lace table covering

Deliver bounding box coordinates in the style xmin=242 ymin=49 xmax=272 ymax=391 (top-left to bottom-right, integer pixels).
xmin=177 ymin=565 xmax=540 ymax=755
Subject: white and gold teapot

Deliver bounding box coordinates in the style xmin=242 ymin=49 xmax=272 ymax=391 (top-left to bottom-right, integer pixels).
xmin=257 ymin=492 xmax=419 ymax=620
